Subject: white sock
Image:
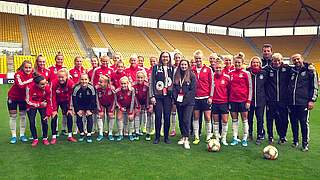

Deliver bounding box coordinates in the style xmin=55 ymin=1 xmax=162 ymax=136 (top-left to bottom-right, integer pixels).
xmin=243 ymin=120 xmax=249 ymax=140
xmin=222 ymin=122 xmax=228 ymax=140
xmin=19 ymin=112 xmax=26 ymax=136
xmin=193 ymin=120 xmax=199 ymax=139
xmin=62 ymin=115 xmax=67 ymax=131
xmin=97 ymin=118 xmax=103 ymax=136
xmin=146 ymin=113 xmax=151 ymax=134
xmin=52 ymin=135 xmax=57 ymax=139
xmin=117 ymin=120 xmax=123 ymax=136
xmin=68 ymin=132 xmax=72 ymax=137
xmin=232 ymin=119 xmax=239 ymax=139
xmin=151 ymin=113 xmax=155 ymax=131
xmin=213 ymin=121 xmax=219 ymax=139
xmin=134 ymin=116 xmax=140 ymax=133
xmin=206 ymin=122 xmax=212 ymax=138
xmin=171 ymin=112 xmax=176 ymax=131
xmin=128 ymin=121 xmax=134 ymax=135
xmin=108 ymin=117 xmax=115 ymax=136
xmin=9 ymin=113 xmax=17 ymax=137
xmin=140 ymin=110 xmax=146 ymax=130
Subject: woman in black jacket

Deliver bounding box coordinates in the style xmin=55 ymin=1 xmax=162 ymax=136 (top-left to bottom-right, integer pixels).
xmin=173 ymin=60 xmax=196 ymax=149
xmin=149 ymin=51 xmax=174 ymax=144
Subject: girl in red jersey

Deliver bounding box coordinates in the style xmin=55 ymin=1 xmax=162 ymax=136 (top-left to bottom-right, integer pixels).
xmin=212 ymin=62 xmax=231 ymax=146
xmin=222 ymin=55 xmax=235 ymax=75
xmin=115 ymin=76 xmax=137 ymax=141
xmin=69 ymin=56 xmax=87 ymax=84
xmin=133 ymin=71 xmax=153 ymax=141
xmin=88 ymin=56 xmax=99 ymax=80
xmin=50 ymin=69 xmax=77 ymax=144
xmin=34 ymin=55 xmax=50 ymax=81
xmin=96 ymin=75 xmax=116 ymax=141
xmin=26 ymin=73 xmax=52 ymax=147
xmin=48 ymin=52 xmax=66 ymax=82
xmin=125 ymin=54 xmax=144 ymax=83
xmin=7 ymin=60 xmax=33 ymax=144
xmin=91 ymin=55 xmax=113 ymax=87
xmin=111 ymin=61 xmax=127 ymax=89
xmin=229 ymin=53 xmax=252 ymax=147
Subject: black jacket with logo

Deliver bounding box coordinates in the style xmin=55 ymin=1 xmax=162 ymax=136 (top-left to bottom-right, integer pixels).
xmin=149 ymin=65 xmax=174 ymax=98
xmin=247 ymin=67 xmax=267 ymax=107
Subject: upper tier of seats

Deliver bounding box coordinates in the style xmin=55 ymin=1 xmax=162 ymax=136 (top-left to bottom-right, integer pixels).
xmin=77 ymin=21 xmax=106 ymax=48
xmin=0 ymin=13 xmax=22 ymax=43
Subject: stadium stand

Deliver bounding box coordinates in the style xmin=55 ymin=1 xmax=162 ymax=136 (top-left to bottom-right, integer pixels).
xmin=141 ymin=28 xmax=174 ymax=52
xmin=77 ymin=21 xmax=106 ymax=48
xmin=25 ymin=16 xmax=85 ymax=57
xmin=0 ymin=55 xmax=7 ymax=74
xmin=98 ymin=23 xmax=159 ymax=61
xmin=192 ymin=33 xmax=229 ymax=55
xmin=0 ymin=13 xmax=22 ymax=43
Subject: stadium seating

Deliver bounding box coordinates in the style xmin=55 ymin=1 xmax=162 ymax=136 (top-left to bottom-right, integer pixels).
xmin=0 ymin=13 xmax=21 ymax=43
xmin=192 ymin=33 xmax=228 ymax=55
xmin=98 ymin=23 xmax=159 ymax=61
xmin=0 ymin=55 xmax=8 ymax=74
xmin=77 ymin=21 xmax=106 ymax=48
xmin=25 ymin=16 xmax=85 ymax=57
xmin=141 ymin=28 xmax=174 ymax=52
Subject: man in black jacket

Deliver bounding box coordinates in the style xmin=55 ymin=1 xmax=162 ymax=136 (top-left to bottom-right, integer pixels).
xmin=288 ymin=54 xmax=318 ymax=151
xmin=261 ymin=44 xmax=273 ymax=68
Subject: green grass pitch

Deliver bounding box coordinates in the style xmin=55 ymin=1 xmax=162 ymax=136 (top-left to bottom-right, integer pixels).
xmin=0 ymin=84 xmax=319 ymax=179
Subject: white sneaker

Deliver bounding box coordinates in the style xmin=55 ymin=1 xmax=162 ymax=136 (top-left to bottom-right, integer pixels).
xmin=206 ymin=134 xmax=212 ymax=142
xmin=184 ymin=141 xmax=190 ymax=150
xmin=221 ymin=139 xmax=228 ymax=146
xmin=178 ymin=138 xmax=185 ymax=145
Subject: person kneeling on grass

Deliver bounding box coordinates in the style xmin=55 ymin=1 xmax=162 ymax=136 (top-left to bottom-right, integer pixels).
xmin=115 ymin=76 xmax=137 ymax=141
xmin=26 ymin=73 xmax=52 ymax=147
xmin=72 ymin=73 xmax=97 ymax=143
xmin=96 ymin=75 xmax=116 ymax=141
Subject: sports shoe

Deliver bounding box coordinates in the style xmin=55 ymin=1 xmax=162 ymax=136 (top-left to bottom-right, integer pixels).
xmin=137 ymin=132 xmax=143 ymax=136
xmin=268 ymin=138 xmax=274 ymax=145
xmin=129 ymin=135 xmax=135 ymax=141
xmin=31 ymin=139 xmax=39 ymax=147
xmin=91 ymin=131 xmax=96 ymax=135
xmin=292 ymin=142 xmax=299 ymax=148
xmin=150 ymin=130 xmax=155 ymax=135
xmin=184 ymin=141 xmax=190 ymax=150
xmin=230 ymin=138 xmax=239 ymax=146
xmin=278 ymin=138 xmax=287 ymax=145
xmin=116 ymin=135 xmax=123 ymax=141
xmin=86 ymin=136 xmax=93 ymax=143
xmin=124 ymin=132 xmax=129 ymax=137
xmin=142 ymin=127 xmax=147 ymax=134
xmin=19 ymin=135 xmax=28 ymax=142
xmin=242 ymin=139 xmax=248 ymax=147
xmin=56 ymin=132 xmax=60 ymax=137
xmin=153 ymin=138 xmax=160 ymax=144
xmin=164 ymin=139 xmax=171 ymax=144
xmin=50 ymin=138 xmax=57 ymax=145
xmin=10 ymin=137 xmax=17 ymax=144
xmin=96 ymin=135 xmax=104 ymax=142
xmin=249 ymin=135 xmax=253 ymax=141
xmin=206 ymin=134 xmax=212 ymax=143
xmin=61 ymin=130 xmax=67 ymax=136
xmin=302 ymin=145 xmax=309 ymax=152
xmin=43 ymin=139 xmax=50 ymax=146
xmin=73 ymin=131 xmax=77 ymax=135
xmin=108 ymin=135 xmax=114 ymax=141
xmin=178 ymin=138 xmax=185 ymax=145
xmin=256 ymin=139 xmax=262 ymax=145
xmin=67 ymin=137 xmax=77 ymax=142
xmin=134 ymin=135 xmax=140 ymax=141
xmin=193 ymin=138 xmax=200 ymax=145
xmin=145 ymin=134 xmax=151 ymax=141
xmin=104 ymin=131 xmax=109 ymax=135
xmin=170 ymin=130 xmax=176 ymax=137
xmin=221 ymin=139 xmax=228 ymax=146
xmin=78 ymin=135 xmax=85 ymax=142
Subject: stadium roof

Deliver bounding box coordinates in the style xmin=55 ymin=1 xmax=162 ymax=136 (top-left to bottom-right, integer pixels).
xmin=5 ymin=0 xmax=320 ymax=28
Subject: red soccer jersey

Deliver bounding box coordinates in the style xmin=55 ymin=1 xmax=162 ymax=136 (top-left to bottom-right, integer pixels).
xmin=125 ymin=65 xmax=144 ymax=82
xmin=36 ymin=67 xmax=50 ymax=81
xmin=192 ymin=65 xmax=214 ymax=99
xmin=110 ymin=64 xmax=117 ymax=72
xmin=115 ymin=88 xmax=136 ymax=114
xmin=91 ymin=66 xmax=113 ymax=86
xmin=69 ymin=66 xmax=86 ymax=84
xmin=212 ymin=73 xmax=230 ymax=104
xmin=8 ymin=70 xmax=33 ymax=101
xmin=110 ymin=70 xmax=127 ymax=89
xmin=25 ymin=82 xmax=52 ymax=116
xmin=222 ymin=65 xmax=235 ymax=75
xmin=229 ymin=68 xmax=252 ymax=103
xmin=96 ymin=86 xmax=116 ymax=113
xmin=50 ymin=79 xmax=74 ymax=111
xmin=48 ymin=65 xmax=66 ymax=82
xmin=87 ymin=67 xmax=96 ymax=81
xmin=132 ymin=82 xmax=149 ymax=106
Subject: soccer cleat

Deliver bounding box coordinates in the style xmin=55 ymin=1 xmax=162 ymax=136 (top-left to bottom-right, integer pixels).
xmin=116 ymin=135 xmax=123 ymax=141
xmin=134 ymin=135 xmax=140 ymax=141
xmin=50 ymin=138 xmax=57 ymax=145
xmin=73 ymin=131 xmax=77 ymax=135
xmin=108 ymin=135 xmax=114 ymax=141
xmin=170 ymin=130 xmax=176 ymax=137
xmin=78 ymin=135 xmax=85 ymax=142
xmin=164 ymin=139 xmax=171 ymax=144
xmin=86 ymin=136 xmax=93 ymax=143
xmin=10 ymin=137 xmax=17 ymax=144
xmin=193 ymin=138 xmax=200 ymax=145
xmin=61 ymin=130 xmax=67 ymax=136
xmin=150 ymin=130 xmax=155 ymax=135
xmin=43 ymin=139 xmax=50 ymax=146
xmin=205 ymin=136 xmax=212 ymax=143
xmin=153 ymin=138 xmax=160 ymax=144
xmin=19 ymin=135 xmax=28 ymax=142
xmin=230 ymin=138 xmax=239 ymax=146
xmin=142 ymin=127 xmax=147 ymax=134
xmin=292 ymin=142 xmax=299 ymax=148
xmin=96 ymin=135 xmax=104 ymax=142
xmin=56 ymin=132 xmax=60 ymax=137
xmin=145 ymin=134 xmax=151 ymax=141
xmin=184 ymin=141 xmax=190 ymax=150
xmin=129 ymin=135 xmax=135 ymax=141
xmin=302 ymin=145 xmax=309 ymax=152
xmin=221 ymin=139 xmax=228 ymax=146
xmin=67 ymin=137 xmax=77 ymax=142
xmin=268 ymin=138 xmax=274 ymax=145
xmin=256 ymin=139 xmax=262 ymax=145
xmin=241 ymin=140 xmax=248 ymax=147
xmin=31 ymin=139 xmax=39 ymax=147
xmin=178 ymin=138 xmax=185 ymax=145
xmin=104 ymin=131 xmax=109 ymax=136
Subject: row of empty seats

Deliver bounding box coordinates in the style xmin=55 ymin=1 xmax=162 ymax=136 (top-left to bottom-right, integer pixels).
xmin=25 ymin=16 xmax=85 ymax=57
xmin=141 ymin=28 xmax=174 ymax=52
xmin=77 ymin=21 xmax=106 ymax=48
xmin=0 ymin=55 xmax=7 ymax=74
xmin=0 ymin=13 xmax=21 ymax=43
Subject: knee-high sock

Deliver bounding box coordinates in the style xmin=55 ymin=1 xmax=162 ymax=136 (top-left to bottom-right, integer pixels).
xmin=193 ymin=120 xmax=199 ymax=139
xmin=108 ymin=117 xmax=115 ymax=135
xmin=243 ymin=119 xmax=249 ymax=140
xmin=117 ymin=120 xmax=123 ymax=136
xmin=140 ymin=110 xmax=146 ymax=130
xmin=62 ymin=115 xmax=67 ymax=131
xmin=151 ymin=113 xmax=155 ymax=131
xmin=19 ymin=112 xmax=26 ymax=137
xmin=221 ymin=122 xmax=228 ymax=140
xmin=134 ymin=116 xmax=140 ymax=133
xmin=123 ymin=113 xmax=128 ymax=134
xmin=213 ymin=121 xmax=220 ymax=139
xmin=232 ymin=119 xmax=239 ymax=139
xmin=93 ymin=114 xmax=97 ymax=131
xmin=146 ymin=112 xmax=152 ymax=134
xmin=97 ymin=117 xmax=103 ymax=136
xmin=128 ymin=121 xmax=134 ymax=135
xmin=206 ymin=122 xmax=212 ymax=138
xmin=9 ymin=113 xmax=17 ymax=137
xmin=86 ymin=115 xmax=93 ymax=136
xmin=171 ymin=112 xmax=176 ymax=131
xmin=83 ymin=117 xmax=87 ymax=133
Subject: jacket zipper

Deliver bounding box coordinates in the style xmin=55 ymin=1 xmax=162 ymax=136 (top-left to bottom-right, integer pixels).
xmin=293 ymin=73 xmax=299 ymax=105
xmin=255 ymin=75 xmax=257 ymax=107
xmin=276 ymin=70 xmax=279 ymax=102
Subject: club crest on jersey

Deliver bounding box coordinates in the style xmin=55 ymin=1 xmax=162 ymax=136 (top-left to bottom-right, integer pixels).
xmin=282 ymin=68 xmax=286 ymax=72
xmin=87 ymin=91 xmax=90 ymax=95
xmin=79 ymin=93 xmax=82 ymax=98
xmin=221 ymin=80 xmax=225 ymax=84
xmin=239 ymin=73 xmax=243 ymax=78
xmin=291 ymin=75 xmax=295 ymax=80
xmin=301 ymin=71 xmax=306 ymax=76
xmin=259 ymin=74 xmax=264 ymax=79
xmin=56 ymin=90 xmax=61 ymax=94
xmin=156 ymin=81 xmax=164 ymax=91
xmin=203 ymin=68 xmax=207 ymax=73
xmin=74 ymin=73 xmax=78 ymax=77
xmin=270 ymin=72 xmax=274 ymax=77
xmin=46 ymin=72 xmax=48 ymax=76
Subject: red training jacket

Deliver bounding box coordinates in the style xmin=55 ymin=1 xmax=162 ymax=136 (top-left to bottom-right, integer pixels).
xmin=25 ymin=82 xmax=52 ymax=116
xmin=212 ymin=73 xmax=230 ymax=104
xmin=192 ymin=65 xmax=214 ymax=99
xmin=8 ymin=70 xmax=33 ymax=101
xmin=229 ymin=68 xmax=252 ymax=103
xmin=50 ymin=78 xmax=74 ymax=111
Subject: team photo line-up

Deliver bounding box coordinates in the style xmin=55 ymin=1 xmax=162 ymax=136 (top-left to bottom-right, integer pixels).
xmin=7 ymin=43 xmax=318 ymax=151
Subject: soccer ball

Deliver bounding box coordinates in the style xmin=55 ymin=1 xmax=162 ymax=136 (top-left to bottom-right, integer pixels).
xmin=207 ymin=139 xmax=221 ymax=152
xmin=263 ymin=145 xmax=278 ymax=160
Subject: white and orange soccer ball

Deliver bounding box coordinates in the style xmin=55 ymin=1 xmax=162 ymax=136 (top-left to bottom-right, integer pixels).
xmin=263 ymin=145 xmax=278 ymax=160
xmin=207 ymin=139 xmax=221 ymax=152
